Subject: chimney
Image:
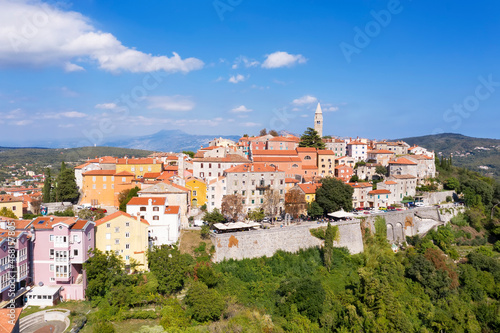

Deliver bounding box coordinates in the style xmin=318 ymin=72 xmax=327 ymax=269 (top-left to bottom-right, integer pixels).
xmin=136 ymin=212 xmax=140 ymax=222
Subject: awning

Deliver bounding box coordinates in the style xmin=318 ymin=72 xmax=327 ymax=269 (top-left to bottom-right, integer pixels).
xmin=327 ymin=209 xmax=355 ymax=219
xmin=213 ymin=222 xmax=261 ymax=230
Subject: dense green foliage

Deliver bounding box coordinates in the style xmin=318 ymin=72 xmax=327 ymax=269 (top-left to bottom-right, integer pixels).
xmin=315 ymin=177 xmax=354 ymax=214
xmin=53 ymin=162 xmax=79 ymax=203
xmin=118 ymin=186 xmax=140 ymax=212
xmin=202 ymin=208 xmax=226 ymax=225
xmin=148 ymin=245 xmax=194 ymax=295
xmin=0 ymin=207 xmax=16 ymax=218
xmin=299 ymin=127 xmax=326 ymax=149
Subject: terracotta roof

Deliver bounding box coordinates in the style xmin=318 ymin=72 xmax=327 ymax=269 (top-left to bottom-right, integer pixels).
xmin=296 ymin=147 xmax=317 ymax=152
xmin=253 ymin=156 xmax=302 ymax=163
xmin=251 ymin=150 xmax=298 ymax=156
xmin=268 ymin=136 xmax=299 ymax=142
xmin=165 ymin=182 xmax=190 ymax=192
xmin=0 ymin=195 xmax=22 ymax=203
xmin=142 ymin=172 xmax=161 ymax=179
xmin=225 ymin=163 xmax=280 ymax=173
xmin=127 ymin=197 xmax=166 ymax=206
xmin=115 ymin=171 xmax=135 ymax=176
xmin=369 ymin=189 xmax=391 ymax=195
xmin=164 ymin=165 xmax=178 ymax=171
xmin=298 ymin=183 xmax=321 ymax=194
xmin=302 ymin=165 xmax=318 ymax=170
xmin=335 ymin=165 xmax=353 ymax=170
xmin=13 ymin=219 xmax=31 ymax=230
xmin=0 ymin=308 xmax=22 ymax=333
xmin=88 ymin=156 xmax=117 ymax=163
xmin=165 ymin=206 xmax=180 ymax=214
xmin=208 ymin=176 xmax=226 ymax=185
xmin=367 ymin=149 xmax=394 ymax=154
xmin=385 ymin=181 xmax=398 ymax=185
xmin=75 ymin=162 xmax=91 ymax=169
xmin=30 ymin=216 xmax=92 ymax=230
xmin=388 ymin=157 xmax=417 ymax=165
xmin=317 ymin=150 xmax=335 ymax=155
xmin=285 ymin=178 xmax=299 ymax=183
xmin=411 ymin=154 xmax=433 ymax=160
xmin=347 ymin=140 xmax=366 ymax=145
xmin=193 ymin=154 xmax=249 ymax=163
xmin=348 ymin=182 xmax=372 ymax=188
xmin=95 ymin=211 xmax=149 ymax=226
xmin=83 ymin=170 xmax=116 ymax=176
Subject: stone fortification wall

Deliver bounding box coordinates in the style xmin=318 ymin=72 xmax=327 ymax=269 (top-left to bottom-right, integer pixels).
xmin=211 ymin=221 xmax=363 ymax=262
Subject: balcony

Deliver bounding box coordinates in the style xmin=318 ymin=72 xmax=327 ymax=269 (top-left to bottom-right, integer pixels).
xmin=255 ymin=184 xmax=270 ymax=191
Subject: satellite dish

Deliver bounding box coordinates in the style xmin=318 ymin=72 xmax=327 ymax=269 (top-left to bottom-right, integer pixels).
xmin=38 ymin=282 xmax=44 ymax=286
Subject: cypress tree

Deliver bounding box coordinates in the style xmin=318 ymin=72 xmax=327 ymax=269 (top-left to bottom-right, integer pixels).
xmin=324 ymin=222 xmax=334 ymax=271
xmin=42 ymin=168 xmax=52 ymax=203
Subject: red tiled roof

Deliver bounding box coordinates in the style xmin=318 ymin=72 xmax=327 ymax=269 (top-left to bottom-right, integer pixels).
xmin=298 ymin=183 xmax=321 ymax=194
xmin=75 ymin=162 xmax=91 ymax=169
xmin=165 ymin=206 xmax=180 ymax=214
xmin=268 ymin=136 xmax=300 ymax=142
xmin=347 ymin=140 xmax=366 ymax=145
xmin=142 ymin=172 xmax=161 ymax=179
xmin=348 ymin=182 xmax=372 ymax=188
xmin=30 ymin=216 xmax=91 ymax=230
xmin=302 ymin=165 xmax=318 ymax=170
xmin=252 ymin=150 xmax=298 ymax=156
xmin=388 ymin=157 xmax=417 ymax=165
xmin=285 ymin=178 xmax=299 ymax=183
xmin=296 ymin=147 xmax=317 ymax=152
xmin=253 ymin=156 xmax=302 ymax=163
xmin=0 ymin=308 xmax=22 ymax=332
xmin=0 ymin=195 xmax=22 ymax=203
xmin=369 ymin=189 xmax=391 ymax=195
xmin=193 ymin=154 xmax=249 ymax=163
xmin=127 ymin=197 xmax=166 ymax=206
xmin=88 ymin=156 xmax=117 ymax=163
xmin=317 ymin=150 xmax=335 ymax=155
xmin=115 ymin=171 xmax=135 ymax=177
xmin=95 ymin=211 xmax=149 ymax=226
xmin=116 ymin=158 xmax=159 ymax=165
xmin=385 ymin=181 xmax=397 ymax=185
xmin=367 ymin=149 xmax=394 ymax=154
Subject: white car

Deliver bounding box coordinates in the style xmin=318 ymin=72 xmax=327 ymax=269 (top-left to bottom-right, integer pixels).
xmin=415 ymin=202 xmax=425 ymax=207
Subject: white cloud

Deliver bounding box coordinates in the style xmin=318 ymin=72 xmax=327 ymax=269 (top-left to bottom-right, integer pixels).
xmin=40 ymin=111 xmax=87 ymax=119
xmin=12 ymin=120 xmax=32 ymax=126
xmin=262 ymin=51 xmax=307 ymax=69
xmin=214 ymin=76 xmax=224 ymax=82
xmin=232 ymin=56 xmax=260 ymax=69
xmin=231 ymin=105 xmax=252 ymax=113
xmin=60 ymin=111 xmax=86 ymax=118
xmin=292 ymin=95 xmax=317 ymax=105
xmin=95 ymin=103 xmax=118 ymax=110
xmin=60 ymin=86 xmax=78 ymax=97
xmin=300 ymin=114 xmax=308 ymax=118
xmin=0 ymin=0 xmax=204 ymax=73
xmin=145 ymin=95 xmax=195 ymax=111
xmin=241 ymin=122 xmax=261 ymax=127
xmin=4 ymin=108 xmax=23 ymax=119
xmin=64 ymin=62 xmax=84 ymax=72
xmin=326 ymin=106 xmax=339 ymax=112
xmin=228 ymin=74 xmax=246 ymax=84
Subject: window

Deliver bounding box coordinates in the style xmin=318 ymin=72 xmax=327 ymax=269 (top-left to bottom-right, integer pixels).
xmin=49 ymin=249 xmax=54 ymax=258
xmin=106 ymin=233 xmax=111 ymax=240
xmin=153 ymin=206 xmax=159 ymax=211
xmin=193 ymin=190 xmax=197 ymax=196
xmin=125 ymin=255 xmax=130 ymax=260
xmin=115 ymin=239 xmax=120 ymax=245
xmin=140 ymin=167 xmax=143 ymax=172
xmin=103 ymin=176 xmax=107 ymax=181
xmin=115 ymin=227 xmax=119 ymax=233
xmin=106 ymin=245 xmax=111 ymax=251
xmin=153 ymin=216 xmax=159 ymax=220
xmin=103 ymin=184 xmax=107 ymax=189
xmin=55 ymin=265 xmax=69 ymax=278
xmin=106 ymin=223 xmax=111 ymax=228
xmin=140 ymin=207 xmax=146 ymax=211
xmin=125 ymin=222 xmax=130 ymax=227
xmin=92 ymin=176 xmax=96 ymax=182
xmin=55 ymin=250 xmax=68 ymax=262
xmin=50 ymin=264 xmax=54 ymax=271
xmin=122 ymin=177 xmax=126 ymax=182
xmin=50 ymin=235 xmax=54 ymax=241
xmin=125 ymin=244 xmax=130 ymax=249
xmin=73 ymin=249 xmax=78 ymax=257
xmin=92 ymin=184 xmax=96 ymax=189
xmin=131 ymin=167 xmax=135 ymax=172
xmin=148 ymin=166 xmax=151 ymax=172
xmin=73 ymin=235 xmax=79 ymax=243
xmin=304 ymin=155 xmax=311 ymax=160
xmin=125 ymin=232 xmax=130 ymax=238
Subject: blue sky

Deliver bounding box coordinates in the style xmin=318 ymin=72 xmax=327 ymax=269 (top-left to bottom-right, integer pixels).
xmin=0 ymin=0 xmax=499 ymax=147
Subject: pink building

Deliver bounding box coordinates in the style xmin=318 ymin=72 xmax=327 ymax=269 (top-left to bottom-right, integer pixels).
xmin=25 ymin=216 xmax=95 ymax=301
xmin=0 ymin=230 xmax=29 ymax=305
xmin=267 ymin=136 xmax=300 ymax=150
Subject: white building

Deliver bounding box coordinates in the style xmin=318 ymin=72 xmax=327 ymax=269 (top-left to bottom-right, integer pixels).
xmin=346 ymin=140 xmax=367 ymax=161
xmin=206 ymin=177 xmax=226 ymax=212
xmin=126 ymin=197 xmax=181 ymax=246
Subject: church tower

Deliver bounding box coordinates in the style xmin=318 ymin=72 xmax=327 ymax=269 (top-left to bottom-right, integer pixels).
xmin=314 ymin=102 xmax=323 ymax=137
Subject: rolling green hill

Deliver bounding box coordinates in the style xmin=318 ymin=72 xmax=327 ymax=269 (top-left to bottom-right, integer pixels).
xmin=0 ymin=146 xmax=154 ymax=167
xmin=396 ymin=133 xmax=500 ymax=181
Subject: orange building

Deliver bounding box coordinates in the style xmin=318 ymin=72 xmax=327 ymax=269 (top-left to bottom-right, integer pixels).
xmin=81 ymin=170 xmax=135 ymax=207
xmin=115 ymin=158 xmax=163 ymax=178
xmin=335 ymin=165 xmax=354 ymax=182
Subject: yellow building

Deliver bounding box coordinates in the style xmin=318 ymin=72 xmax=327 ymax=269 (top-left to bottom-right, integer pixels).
xmin=81 ymin=170 xmax=135 ymax=207
xmin=185 ymin=177 xmax=207 ymax=208
xmin=317 ymin=150 xmax=336 ymax=177
xmin=115 ymin=158 xmax=163 ymax=178
xmin=0 ymin=195 xmax=23 ymax=218
xmin=95 ymin=211 xmax=149 ymax=269
xmin=296 ymin=183 xmax=321 ymax=204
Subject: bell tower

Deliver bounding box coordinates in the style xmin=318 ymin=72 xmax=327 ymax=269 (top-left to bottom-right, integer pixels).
xmin=314 ymin=102 xmax=323 ymax=137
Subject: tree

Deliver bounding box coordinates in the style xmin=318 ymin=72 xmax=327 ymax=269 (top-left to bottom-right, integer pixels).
xmin=78 ymin=208 xmax=104 ymax=221
xmin=349 ymin=175 xmax=359 ymax=182
xmin=262 ymin=189 xmax=282 ymax=218
xmin=375 ymin=165 xmax=388 ymax=178
xmin=324 ymin=222 xmax=334 ymax=271
xmin=0 ymin=208 xmax=16 ymax=219
xmin=83 ymin=249 xmax=127 ymax=300
xmin=221 ymin=194 xmax=244 ymax=221
xmin=148 ymin=245 xmax=194 ymax=295
xmin=444 ymin=177 xmax=459 ymax=190
xmin=259 ymin=128 xmax=267 ymax=136
xmin=202 ymin=208 xmax=225 ymax=225
xmin=276 ymin=277 xmax=326 ymax=322
xmin=285 ymin=189 xmax=307 ymax=218
xmin=269 ymin=129 xmax=279 ymax=137
xmin=307 ymin=201 xmax=323 ymax=218
xmin=118 ymin=186 xmax=140 ymax=212
xmin=315 ymin=177 xmax=353 ymax=213
xmin=182 ymin=151 xmax=195 ymax=158
xmin=30 ymin=197 xmax=42 ymax=215
xmin=299 ymin=127 xmax=325 ymax=149
xmin=42 ymin=168 xmax=52 ymax=203
xmin=54 ymin=162 xmax=79 ymax=203
xmin=247 ymin=208 xmax=265 ymax=221
xmin=185 ymin=281 xmax=225 ymax=322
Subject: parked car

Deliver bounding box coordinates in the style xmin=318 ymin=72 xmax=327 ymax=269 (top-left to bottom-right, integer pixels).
xmin=415 ymin=202 xmax=425 ymax=207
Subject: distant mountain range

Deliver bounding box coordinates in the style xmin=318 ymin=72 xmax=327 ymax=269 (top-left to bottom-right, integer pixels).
xmin=103 ymin=129 xmax=240 ymax=152
xmin=395 ymin=133 xmax=500 ymax=181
